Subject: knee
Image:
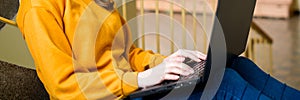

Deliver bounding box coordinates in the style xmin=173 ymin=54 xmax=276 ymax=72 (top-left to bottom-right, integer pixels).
xmin=231 ymin=56 xmax=258 ymax=69
xmin=235 ymin=57 xmax=255 ymax=64
xmin=224 ymin=68 xmax=237 ymax=76
xmin=219 ymin=68 xmax=248 ymax=90
xmin=222 ymin=68 xmax=243 ymax=82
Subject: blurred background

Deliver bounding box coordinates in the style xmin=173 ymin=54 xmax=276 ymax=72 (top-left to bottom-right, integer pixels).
xmin=0 ymin=0 xmax=300 ymax=90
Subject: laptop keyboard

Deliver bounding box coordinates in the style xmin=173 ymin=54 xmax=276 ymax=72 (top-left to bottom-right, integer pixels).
xmin=158 ymin=58 xmax=206 ymax=86
xmin=133 ymin=58 xmax=207 ymax=97
xmin=180 ymin=58 xmax=206 ymax=80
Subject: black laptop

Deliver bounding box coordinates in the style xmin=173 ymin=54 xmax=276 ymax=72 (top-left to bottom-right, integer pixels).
xmin=125 ymin=0 xmax=257 ymax=99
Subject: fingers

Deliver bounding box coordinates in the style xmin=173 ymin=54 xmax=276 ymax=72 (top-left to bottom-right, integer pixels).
xmin=163 ymin=74 xmax=180 ymax=80
xmin=173 ymin=49 xmax=200 ymax=62
xmin=158 ymin=49 xmax=207 ymax=82
xmin=165 ymin=56 xmax=185 ymax=63
xmin=165 ymin=62 xmax=194 ymax=76
xmin=172 ymin=49 xmax=206 ymax=62
xmin=184 ymin=50 xmax=207 ymax=61
xmin=195 ymin=51 xmax=207 ymax=60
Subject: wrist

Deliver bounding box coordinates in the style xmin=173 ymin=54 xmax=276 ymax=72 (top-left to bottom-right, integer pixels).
xmin=137 ymin=70 xmax=152 ymax=88
xmin=137 ymin=72 xmax=146 ymax=88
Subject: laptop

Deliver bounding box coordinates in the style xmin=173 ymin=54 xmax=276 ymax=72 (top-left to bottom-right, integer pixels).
xmin=125 ymin=0 xmax=257 ymax=99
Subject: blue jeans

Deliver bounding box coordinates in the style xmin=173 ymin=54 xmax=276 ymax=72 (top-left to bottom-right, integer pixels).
xmin=129 ymin=57 xmax=300 ymax=100
xmin=189 ymin=57 xmax=300 ymax=100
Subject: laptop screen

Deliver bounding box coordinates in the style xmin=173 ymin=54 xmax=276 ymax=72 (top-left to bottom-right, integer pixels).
xmin=215 ymin=0 xmax=256 ymax=56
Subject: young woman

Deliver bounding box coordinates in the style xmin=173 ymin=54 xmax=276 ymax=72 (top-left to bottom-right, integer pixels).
xmin=16 ymin=0 xmax=300 ymax=99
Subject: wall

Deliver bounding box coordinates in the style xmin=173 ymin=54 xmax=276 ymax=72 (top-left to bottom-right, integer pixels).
xmin=0 ymin=23 xmax=34 ymax=69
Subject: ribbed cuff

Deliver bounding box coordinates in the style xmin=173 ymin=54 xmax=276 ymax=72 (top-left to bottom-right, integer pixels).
xmin=122 ymin=72 xmax=139 ymax=96
xmin=149 ymin=54 xmax=165 ymax=68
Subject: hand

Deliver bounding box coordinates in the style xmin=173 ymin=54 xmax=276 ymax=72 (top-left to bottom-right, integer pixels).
xmin=137 ymin=49 xmax=206 ymax=88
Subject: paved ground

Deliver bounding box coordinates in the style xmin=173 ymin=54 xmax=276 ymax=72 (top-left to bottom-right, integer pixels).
xmin=254 ymin=14 xmax=300 ymax=90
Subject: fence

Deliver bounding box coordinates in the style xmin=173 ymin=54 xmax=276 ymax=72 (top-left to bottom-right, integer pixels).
xmin=0 ymin=0 xmax=274 ymax=73
xmin=118 ymin=0 xmax=273 ymax=73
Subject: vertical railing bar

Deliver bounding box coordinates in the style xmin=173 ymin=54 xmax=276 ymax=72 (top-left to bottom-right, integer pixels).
xmin=269 ymin=42 xmax=273 ymax=75
xmin=263 ymin=39 xmax=270 ymax=73
xmin=181 ymin=0 xmax=186 ymax=49
xmin=122 ymin=0 xmax=127 ymax=20
xmin=156 ymin=0 xmax=160 ymax=53
xmin=266 ymin=40 xmax=269 ymax=72
xmin=260 ymin=39 xmax=263 ymax=68
xmin=262 ymin=39 xmax=267 ymax=71
xmin=193 ymin=0 xmax=197 ymax=50
xmin=252 ymin=39 xmax=255 ymax=62
xmin=256 ymin=38 xmax=259 ymax=65
xmin=170 ymin=0 xmax=174 ymax=53
xmin=256 ymin=38 xmax=260 ymax=63
xmin=248 ymin=36 xmax=253 ymax=60
xmin=203 ymin=1 xmax=207 ymax=53
xmin=140 ymin=0 xmax=145 ymax=49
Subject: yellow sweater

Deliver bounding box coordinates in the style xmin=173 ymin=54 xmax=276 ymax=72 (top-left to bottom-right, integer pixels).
xmin=16 ymin=0 xmax=164 ymax=99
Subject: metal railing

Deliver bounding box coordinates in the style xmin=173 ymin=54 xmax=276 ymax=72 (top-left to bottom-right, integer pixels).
xmin=119 ymin=0 xmax=273 ymax=73
xmin=0 ymin=16 xmax=17 ymax=26
xmin=0 ymin=0 xmax=274 ymax=73
xmin=132 ymin=0 xmax=213 ymax=55
xmin=243 ymin=22 xmax=273 ymax=73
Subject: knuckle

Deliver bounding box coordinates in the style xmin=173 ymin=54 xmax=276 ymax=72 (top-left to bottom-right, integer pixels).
xmin=164 ymin=74 xmax=170 ymax=79
xmin=165 ymin=67 xmax=172 ymax=73
xmin=172 ymin=68 xmax=181 ymax=74
xmin=161 ymin=75 xmax=166 ymax=80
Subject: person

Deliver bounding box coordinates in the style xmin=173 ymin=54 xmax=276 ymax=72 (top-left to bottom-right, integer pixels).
xmin=16 ymin=0 xmax=300 ymax=99
xmin=16 ymin=0 xmax=205 ymax=99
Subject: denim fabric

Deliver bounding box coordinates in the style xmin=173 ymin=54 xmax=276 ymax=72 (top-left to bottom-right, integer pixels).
xmin=129 ymin=57 xmax=300 ymax=99
xmin=229 ymin=57 xmax=300 ymax=100
xmin=188 ymin=68 xmax=270 ymax=100
xmin=188 ymin=57 xmax=300 ymax=100
xmin=213 ymin=68 xmax=271 ymax=100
